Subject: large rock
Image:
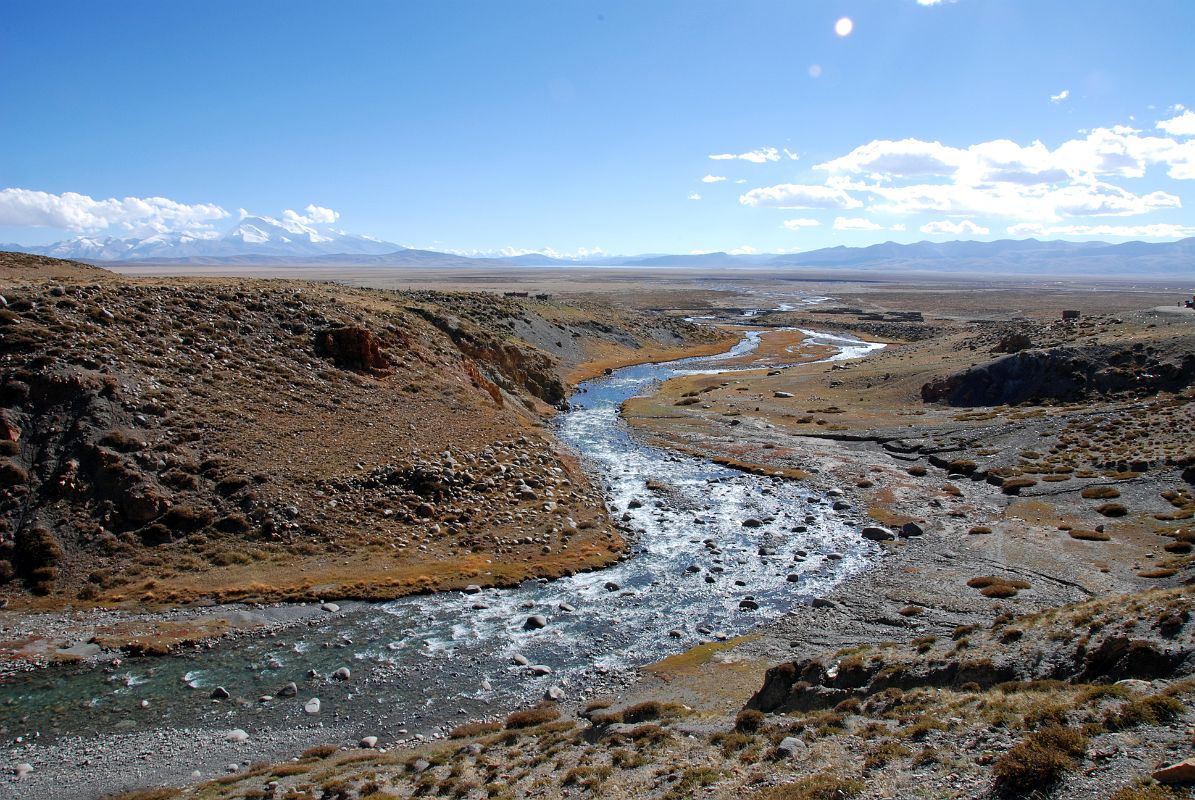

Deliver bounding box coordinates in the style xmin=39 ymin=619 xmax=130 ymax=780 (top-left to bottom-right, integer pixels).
xmin=1154 ymin=758 xmax=1195 ymax=785
xmin=861 ymin=526 xmax=895 ymax=541
xmin=523 ymin=615 xmax=548 ymax=630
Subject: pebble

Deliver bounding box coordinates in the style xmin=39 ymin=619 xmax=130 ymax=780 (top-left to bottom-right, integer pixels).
xmin=277 ymin=682 xmax=298 ymax=697
xmin=512 ymin=653 xmax=530 ymax=666
xmin=333 ymin=667 xmax=351 ymax=681
xmin=320 ymin=602 xmax=340 ymax=613
xmin=544 ymin=686 xmax=565 ymax=701
xmin=226 ymin=729 xmax=249 ymax=743
xmin=13 ymin=763 xmax=33 ymax=778
xmin=304 ymin=698 xmax=321 ymax=714
xmin=210 ymin=687 xmax=231 ymax=700
xmin=359 ymin=736 xmax=379 ymax=749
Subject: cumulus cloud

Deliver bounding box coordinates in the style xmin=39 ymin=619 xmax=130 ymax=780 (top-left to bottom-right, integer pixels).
xmin=1006 ymin=222 xmax=1195 ymax=239
xmin=0 ymin=188 xmax=228 ymax=234
xmin=740 ymin=183 xmax=863 ymax=209
xmin=920 ymin=219 xmax=990 ymax=235
xmin=782 ymin=218 xmax=821 ymax=230
xmin=833 ymin=217 xmax=884 ymax=231
xmin=728 ymin=245 xmax=758 ymax=255
xmin=282 ymin=204 xmax=340 ymax=226
xmin=701 ymin=175 xmax=727 ymax=183
xmin=688 ymin=193 xmax=702 ymax=201
xmin=1050 ymin=89 xmax=1070 ymax=104
xmin=709 ymin=147 xmax=782 ymax=163
xmin=1158 ymin=110 xmax=1195 ymax=137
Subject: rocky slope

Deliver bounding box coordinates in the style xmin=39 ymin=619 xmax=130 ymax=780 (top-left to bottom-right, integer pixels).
xmin=0 ymin=253 xmax=723 ymax=611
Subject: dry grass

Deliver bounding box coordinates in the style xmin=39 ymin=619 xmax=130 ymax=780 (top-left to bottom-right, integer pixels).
xmin=992 ymin=725 xmax=1087 ymax=793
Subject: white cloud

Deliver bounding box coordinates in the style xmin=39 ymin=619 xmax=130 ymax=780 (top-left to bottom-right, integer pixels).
xmin=916 ymin=0 xmax=948 ymax=5
xmin=0 ymin=187 xmax=228 ymax=234
xmin=782 ymin=218 xmax=821 ymax=230
xmin=735 ymin=179 xmax=747 ymax=184
xmin=920 ymin=219 xmax=990 ymax=235
xmin=1050 ymin=89 xmax=1070 ymax=104
xmin=701 ymin=175 xmax=727 ymax=183
xmin=1006 ymin=222 xmax=1195 ymax=239
xmin=833 ymin=217 xmax=884 ymax=231
xmin=817 ymin=138 xmax=964 ymax=180
xmin=687 ymin=193 xmax=702 ymax=201
xmin=783 ymin=148 xmax=800 ymax=160
xmin=740 ymin=183 xmax=863 ymax=209
xmin=709 ymin=147 xmax=782 ymax=163
xmin=728 ymin=245 xmax=758 ymax=255
xmin=282 ymin=204 xmax=340 ymax=226
xmin=1158 ymin=110 xmax=1195 ymax=137
xmin=891 ymin=223 xmax=906 ymax=232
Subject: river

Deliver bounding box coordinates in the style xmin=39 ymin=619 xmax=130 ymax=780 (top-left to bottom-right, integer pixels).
xmin=0 ymin=319 xmax=884 ymax=794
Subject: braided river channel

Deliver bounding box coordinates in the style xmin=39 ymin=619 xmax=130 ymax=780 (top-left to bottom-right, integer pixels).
xmin=0 ymin=317 xmax=884 ymax=783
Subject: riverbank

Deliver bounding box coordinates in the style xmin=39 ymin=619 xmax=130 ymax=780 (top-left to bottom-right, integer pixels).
xmin=146 ymin=288 xmax=1195 ymax=800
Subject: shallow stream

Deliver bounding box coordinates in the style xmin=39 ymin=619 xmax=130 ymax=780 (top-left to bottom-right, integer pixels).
xmin=0 ymin=315 xmax=883 ymax=749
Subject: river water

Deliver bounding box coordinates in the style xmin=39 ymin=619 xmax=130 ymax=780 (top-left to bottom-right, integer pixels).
xmin=0 ymin=322 xmax=883 ymax=751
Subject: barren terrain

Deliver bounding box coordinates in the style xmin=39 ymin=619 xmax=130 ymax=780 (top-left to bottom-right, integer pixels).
xmin=3 ymin=257 xmax=1195 ymax=800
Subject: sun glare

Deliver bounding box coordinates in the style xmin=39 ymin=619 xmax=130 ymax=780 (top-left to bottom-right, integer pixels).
xmin=835 ymin=16 xmax=854 ymax=37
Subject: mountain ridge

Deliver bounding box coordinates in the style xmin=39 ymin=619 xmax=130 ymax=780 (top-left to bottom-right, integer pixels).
xmin=4 ymin=235 xmax=1193 ymax=275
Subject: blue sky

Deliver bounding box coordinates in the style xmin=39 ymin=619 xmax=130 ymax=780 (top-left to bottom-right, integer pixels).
xmin=2 ymin=0 xmax=1194 ymax=256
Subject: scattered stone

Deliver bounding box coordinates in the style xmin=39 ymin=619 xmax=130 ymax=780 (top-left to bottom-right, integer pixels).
xmin=861 ymin=526 xmax=895 ymax=541
xmin=812 ymin=598 xmax=836 ymax=609
xmin=463 ymin=585 xmax=482 ymax=594
xmin=776 ymin=737 xmax=808 ymax=758
xmin=226 ymin=729 xmax=249 ymax=743
xmin=333 ymin=667 xmax=351 ymax=681
xmin=210 ymin=686 xmax=231 ymax=700
xmin=320 ymin=602 xmax=340 ymax=613
xmin=512 ymin=653 xmax=530 ymax=666
xmin=304 ymin=698 xmax=321 ymax=714
xmin=604 ymin=581 xmax=621 ymax=592
xmin=544 ymin=686 xmax=565 ymax=701
xmin=359 ymin=736 xmax=379 ymax=749
xmin=739 ymin=599 xmax=760 ymax=610
xmin=900 ymin=521 xmax=925 ymax=537
xmin=742 ymin=518 xmax=763 ymax=528
xmin=773 ymin=391 xmax=794 ymax=398
xmin=523 ymin=615 xmax=548 ymax=630
xmin=558 ymin=602 xmax=576 ymax=612
xmin=529 ymin=665 xmax=553 ymax=676
xmin=13 ymin=763 xmax=33 ymax=778
xmin=1154 ymin=758 xmax=1195 ymax=785
xmin=277 ymin=682 xmax=298 ymax=698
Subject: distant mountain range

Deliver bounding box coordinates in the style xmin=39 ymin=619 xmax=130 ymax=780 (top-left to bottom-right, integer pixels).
xmin=4 ymin=225 xmax=1193 ymax=275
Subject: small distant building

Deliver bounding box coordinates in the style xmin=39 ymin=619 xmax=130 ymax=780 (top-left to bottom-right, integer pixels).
xmin=1062 ymin=309 xmax=1081 ymax=321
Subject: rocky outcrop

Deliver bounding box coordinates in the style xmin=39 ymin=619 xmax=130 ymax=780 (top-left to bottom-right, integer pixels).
xmin=922 ymin=344 xmax=1195 ymax=407
xmin=314 ymin=326 xmax=391 ymax=373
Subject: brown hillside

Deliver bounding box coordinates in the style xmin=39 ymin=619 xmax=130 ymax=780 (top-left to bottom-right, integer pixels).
xmin=0 ymin=254 xmax=722 ymax=610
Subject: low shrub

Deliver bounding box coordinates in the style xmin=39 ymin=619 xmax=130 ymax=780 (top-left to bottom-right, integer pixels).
xmin=504 ymin=702 xmax=560 ymax=729
xmin=992 ymin=725 xmax=1087 ymax=793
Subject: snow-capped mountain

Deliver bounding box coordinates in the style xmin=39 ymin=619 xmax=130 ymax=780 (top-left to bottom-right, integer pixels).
xmin=9 ymin=215 xmax=401 ymax=261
